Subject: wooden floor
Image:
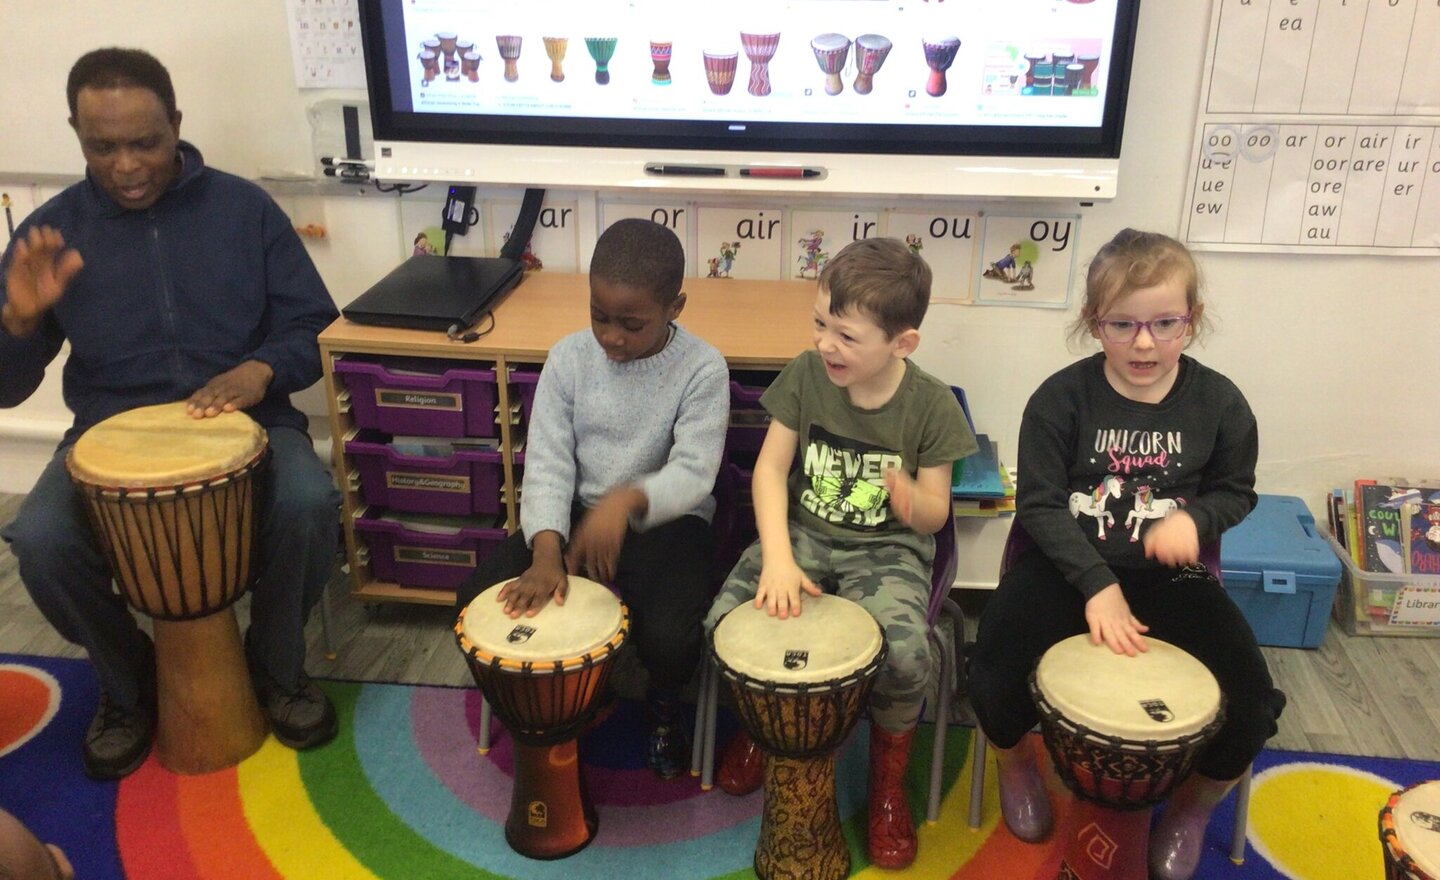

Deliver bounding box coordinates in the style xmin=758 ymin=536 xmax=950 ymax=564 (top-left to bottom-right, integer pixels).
xmin=3 ymin=492 xmax=1439 ymax=762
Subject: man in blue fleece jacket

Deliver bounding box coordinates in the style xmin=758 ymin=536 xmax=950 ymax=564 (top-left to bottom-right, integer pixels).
xmin=0 ymin=48 xmax=342 ymax=778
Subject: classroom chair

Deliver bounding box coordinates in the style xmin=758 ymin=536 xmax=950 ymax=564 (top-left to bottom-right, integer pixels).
xmin=690 ymin=504 xmax=968 ymax=825
xmin=966 ymin=521 xmax=1254 ymax=865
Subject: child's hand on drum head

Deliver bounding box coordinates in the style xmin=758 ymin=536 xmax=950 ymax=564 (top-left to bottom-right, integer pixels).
xmin=754 ymin=560 xmax=822 ymax=619
xmin=1142 ymin=510 xmax=1200 ymax=568
xmin=498 ymin=532 xmax=569 ymax=618
xmin=1084 ymin=584 xmax=1149 ymax=656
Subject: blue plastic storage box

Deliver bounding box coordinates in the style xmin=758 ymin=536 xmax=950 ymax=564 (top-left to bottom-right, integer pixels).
xmin=1221 ymin=494 xmax=1342 ymax=649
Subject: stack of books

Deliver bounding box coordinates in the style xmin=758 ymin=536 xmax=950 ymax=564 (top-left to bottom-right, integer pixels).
xmin=949 ymin=438 xmax=1016 ymax=518
xmin=1328 ymin=478 xmax=1440 ymax=622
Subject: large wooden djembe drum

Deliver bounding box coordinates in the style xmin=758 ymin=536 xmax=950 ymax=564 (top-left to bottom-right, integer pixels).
xmin=67 ymin=402 xmax=269 ymax=774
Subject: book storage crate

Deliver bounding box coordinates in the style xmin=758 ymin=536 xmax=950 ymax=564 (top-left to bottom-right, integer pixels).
xmin=1323 ymin=530 xmax=1440 ymax=638
xmin=509 ymin=365 xmax=540 ymax=431
xmin=725 ymin=370 xmax=776 ymax=460
xmin=354 ymin=509 xmax=507 ymax=590
xmin=335 ymin=356 xmax=499 ymax=438
xmin=1220 ymin=494 xmax=1341 ymax=649
xmin=345 ymin=432 xmax=505 ymax=516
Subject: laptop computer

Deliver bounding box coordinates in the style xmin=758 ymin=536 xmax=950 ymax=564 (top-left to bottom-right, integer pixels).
xmin=342 ymin=254 xmax=525 ymax=332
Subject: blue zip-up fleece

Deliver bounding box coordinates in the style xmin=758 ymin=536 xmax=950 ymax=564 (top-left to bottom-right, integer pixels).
xmin=0 ymin=141 xmax=338 ymax=444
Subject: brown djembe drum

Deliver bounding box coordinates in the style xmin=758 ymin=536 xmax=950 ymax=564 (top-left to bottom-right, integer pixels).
xmin=713 ymin=594 xmax=886 ymax=880
xmin=67 ymin=402 xmax=269 ymax=774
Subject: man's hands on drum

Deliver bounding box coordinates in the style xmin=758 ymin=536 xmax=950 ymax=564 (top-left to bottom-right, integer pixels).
xmin=497 ymin=532 xmax=569 ymax=618
xmin=1085 ymin=584 xmax=1149 ymax=657
xmin=187 ymin=360 xmax=274 ymax=418
xmin=2 ymin=226 xmax=83 ymax=339
xmin=1143 ymin=510 xmax=1200 ymax=567
xmin=753 ymin=560 xmax=822 ymax=620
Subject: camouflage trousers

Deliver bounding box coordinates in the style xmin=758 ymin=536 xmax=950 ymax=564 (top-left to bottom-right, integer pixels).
xmin=705 ymin=520 xmax=935 ymax=733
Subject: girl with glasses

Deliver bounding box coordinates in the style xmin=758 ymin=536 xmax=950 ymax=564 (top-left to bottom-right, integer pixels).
xmin=967 ymin=229 xmax=1285 ymax=880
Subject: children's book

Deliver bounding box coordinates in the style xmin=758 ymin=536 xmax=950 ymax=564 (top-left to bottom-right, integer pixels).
xmin=1357 ymin=481 xmax=1415 ymax=573
xmin=1403 ymin=501 xmax=1440 ymax=576
xmin=1357 ymin=480 xmax=1440 ymax=573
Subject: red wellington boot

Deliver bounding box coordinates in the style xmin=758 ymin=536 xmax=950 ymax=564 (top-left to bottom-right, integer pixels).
xmin=716 ymin=728 xmax=764 ymax=796
xmin=868 ymin=724 xmax=917 ymax=870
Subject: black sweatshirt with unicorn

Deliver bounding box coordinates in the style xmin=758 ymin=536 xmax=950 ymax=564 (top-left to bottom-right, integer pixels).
xmin=1016 ymin=353 xmax=1259 ymax=599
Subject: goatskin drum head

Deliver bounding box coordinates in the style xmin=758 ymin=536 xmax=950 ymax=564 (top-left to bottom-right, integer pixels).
xmin=460 ymin=576 xmax=623 ymax=667
xmin=713 ymin=593 xmax=882 ymax=685
xmin=68 ymin=402 xmax=266 ymax=486
xmin=1034 ymin=634 xmax=1220 ymax=741
xmin=1387 ymin=780 xmax=1440 ymax=878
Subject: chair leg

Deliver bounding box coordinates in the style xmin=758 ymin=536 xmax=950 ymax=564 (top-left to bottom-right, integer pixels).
xmin=477 ymin=696 xmax=492 ymax=755
xmin=969 ymin=733 xmax=988 ymax=829
xmin=1230 ymin=764 xmax=1253 ymax=865
xmin=317 ymin=583 xmax=337 ymax=661
xmin=690 ymin=660 xmax=712 ymax=778
xmin=701 ymin=659 xmax=720 ymax=790
xmin=927 ymin=630 xmax=951 ymax=824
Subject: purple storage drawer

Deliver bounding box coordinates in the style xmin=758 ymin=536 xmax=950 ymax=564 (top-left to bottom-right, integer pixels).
xmin=510 ymin=366 xmax=541 ymax=429
xmin=335 ymin=357 xmax=498 ymax=438
xmin=346 ymin=434 xmax=504 ymax=515
xmin=355 ymin=509 xmax=507 ymax=589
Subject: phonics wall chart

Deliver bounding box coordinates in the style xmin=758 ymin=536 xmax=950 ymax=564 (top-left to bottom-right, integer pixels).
xmin=1180 ymin=0 xmax=1440 ymax=254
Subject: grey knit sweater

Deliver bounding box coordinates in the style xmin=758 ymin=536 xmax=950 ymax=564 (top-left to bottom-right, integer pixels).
xmin=519 ymin=324 xmax=732 ymax=544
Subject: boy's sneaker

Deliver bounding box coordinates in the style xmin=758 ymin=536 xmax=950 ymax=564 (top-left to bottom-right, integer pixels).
xmin=251 ymin=665 xmax=338 ymax=750
xmin=647 ymin=720 xmax=690 ymax=780
xmin=83 ymin=691 xmax=155 ymax=780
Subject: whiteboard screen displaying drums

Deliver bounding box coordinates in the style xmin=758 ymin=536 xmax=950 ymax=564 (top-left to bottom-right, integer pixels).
xmin=66 ymin=402 xmax=270 ymax=774
xmin=712 ymin=594 xmax=886 ymax=880
xmin=456 ymin=576 xmax=628 ymax=860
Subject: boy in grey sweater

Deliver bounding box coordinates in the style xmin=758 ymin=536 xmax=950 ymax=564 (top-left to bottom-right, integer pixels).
xmin=455 ymin=218 xmax=731 ymax=777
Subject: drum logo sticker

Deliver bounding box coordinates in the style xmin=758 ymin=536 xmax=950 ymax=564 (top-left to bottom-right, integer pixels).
xmin=1411 ymin=809 xmax=1440 ymax=833
xmin=528 ymin=800 xmax=548 ymax=828
xmin=784 ymin=650 xmax=809 ymax=671
xmin=1140 ymin=699 xmax=1174 ymax=723
xmin=508 ymin=625 xmax=536 ymax=644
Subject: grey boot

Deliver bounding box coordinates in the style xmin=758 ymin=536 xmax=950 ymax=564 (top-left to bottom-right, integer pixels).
xmin=993 ymin=738 xmax=1053 ymax=843
xmin=1149 ymin=772 xmax=1239 ymax=880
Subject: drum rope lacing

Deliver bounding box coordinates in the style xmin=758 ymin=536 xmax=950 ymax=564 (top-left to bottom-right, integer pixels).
xmin=1029 ymin=673 xmax=1227 ymax=811
xmin=76 ymin=448 xmax=269 ymax=621
xmin=715 ymin=641 xmax=889 ymax=760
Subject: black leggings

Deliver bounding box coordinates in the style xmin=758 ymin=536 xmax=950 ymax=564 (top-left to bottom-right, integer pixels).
xmin=968 ymin=547 xmax=1285 ymax=781
xmin=455 ymin=512 xmax=716 ymax=692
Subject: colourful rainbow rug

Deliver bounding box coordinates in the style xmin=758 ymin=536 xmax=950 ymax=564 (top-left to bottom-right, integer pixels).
xmin=1 ymin=653 xmax=1433 ymax=879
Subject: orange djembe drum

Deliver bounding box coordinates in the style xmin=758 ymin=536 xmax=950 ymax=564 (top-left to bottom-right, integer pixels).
xmin=457 ymin=577 xmax=628 ymax=859
xmin=67 ymin=402 xmax=269 ymax=774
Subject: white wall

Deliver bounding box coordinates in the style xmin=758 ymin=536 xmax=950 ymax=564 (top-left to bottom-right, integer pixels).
xmin=2 ymin=1 xmax=1437 ymax=523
